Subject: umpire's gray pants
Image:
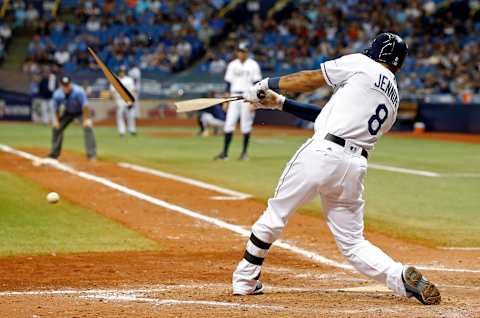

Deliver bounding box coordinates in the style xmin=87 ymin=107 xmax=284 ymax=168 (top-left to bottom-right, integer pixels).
xmin=48 ymin=112 xmax=96 ymax=159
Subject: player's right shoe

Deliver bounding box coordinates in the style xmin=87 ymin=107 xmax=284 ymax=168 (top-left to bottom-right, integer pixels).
xmin=402 ymin=266 xmax=441 ymax=305
xmin=233 ymin=281 xmax=264 ymax=296
xmin=214 ymin=152 xmax=228 ymax=160
xmin=239 ymin=152 xmax=249 ymax=161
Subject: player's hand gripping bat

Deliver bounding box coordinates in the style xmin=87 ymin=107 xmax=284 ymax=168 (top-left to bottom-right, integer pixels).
xmin=87 ymin=47 xmax=135 ymax=106
xmin=174 ymin=91 xmax=266 ymax=112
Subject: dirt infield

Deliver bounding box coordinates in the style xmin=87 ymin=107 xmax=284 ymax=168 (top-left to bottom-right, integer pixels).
xmin=0 ymin=148 xmax=479 ymax=317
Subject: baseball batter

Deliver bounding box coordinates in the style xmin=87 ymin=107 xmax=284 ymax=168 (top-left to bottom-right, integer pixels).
xmin=215 ymin=42 xmax=262 ymax=160
xmin=233 ymin=33 xmax=441 ymax=305
xmin=111 ymin=66 xmax=137 ymax=136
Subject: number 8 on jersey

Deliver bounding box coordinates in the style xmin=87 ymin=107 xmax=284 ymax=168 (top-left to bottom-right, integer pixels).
xmin=368 ymin=104 xmax=389 ymax=136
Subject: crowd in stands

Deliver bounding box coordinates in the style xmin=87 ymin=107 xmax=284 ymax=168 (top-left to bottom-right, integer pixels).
xmin=0 ymin=22 xmax=12 ymax=64
xmin=1 ymin=0 xmax=54 ymax=64
xmin=3 ymin=0 xmax=479 ymax=102
xmin=201 ymin=0 xmax=480 ymax=101
xmin=21 ymin=0 xmax=228 ymax=75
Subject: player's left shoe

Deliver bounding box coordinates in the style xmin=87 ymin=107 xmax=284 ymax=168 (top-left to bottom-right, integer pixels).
xmin=214 ymin=152 xmax=228 ymax=160
xmin=402 ymin=266 xmax=441 ymax=305
xmin=233 ymin=281 xmax=264 ymax=296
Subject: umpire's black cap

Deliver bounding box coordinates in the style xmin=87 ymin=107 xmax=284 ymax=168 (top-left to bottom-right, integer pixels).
xmin=60 ymin=76 xmax=71 ymax=85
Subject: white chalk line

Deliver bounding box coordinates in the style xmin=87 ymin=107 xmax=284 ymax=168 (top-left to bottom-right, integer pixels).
xmin=369 ymin=163 xmax=440 ymax=177
xmin=1 ymin=144 xmax=479 ymax=275
xmin=2 ymin=281 xmax=479 ymax=298
xmin=0 ymin=285 xmax=310 ymax=297
xmin=0 ymin=284 xmax=239 ymax=297
xmin=369 ymin=163 xmax=480 ymax=178
xmin=445 ymin=172 xmax=480 ymax=178
xmin=266 ymin=266 xmax=367 ymax=283
xmin=81 ymin=294 xmax=286 ymax=310
xmin=438 ymin=247 xmax=480 ymax=251
xmin=0 ymin=284 xmax=284 ymax=310
xmin=0 ymin=144 xmax=348 ymax=271
xmin=0 ymin=287 xmax=167 ymax=297
xmin=118 ymin=162 xmax=252 ymax=200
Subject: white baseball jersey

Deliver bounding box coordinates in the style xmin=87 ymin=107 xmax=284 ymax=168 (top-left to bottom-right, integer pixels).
xmin=224 ymin=58 xmax=262 ymax=93
xmin=110 ymin=75 xmax=136 ymax=108
xmin=128 ymin=67 xmax=141 ymax=93
xmin=233 ymin=53 xmax=408 ymax=298
xmin=315 ymin=53 xmax=399 ymax=150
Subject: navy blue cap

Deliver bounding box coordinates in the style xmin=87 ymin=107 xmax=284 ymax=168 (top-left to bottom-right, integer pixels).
xmin=60 ymin=76 xmax=71 ymax=85
xmin=237 ymin=42 xmax=249 ymax=52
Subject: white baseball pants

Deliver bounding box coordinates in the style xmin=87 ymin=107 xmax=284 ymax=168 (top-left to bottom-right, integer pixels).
xmin=117 ymin=104 xmax=136 ymax=135
xmin=201 ymin=113 xmax=225 ymax=129
xmin=233 ymin=137 xmax=406 ymax=297
xmin=224 ymin=100 xmax=254 ymax=134
xmin=40 ymin=99 xmax=54 ymax=125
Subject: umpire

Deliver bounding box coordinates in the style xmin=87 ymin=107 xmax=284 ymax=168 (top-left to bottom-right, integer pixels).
xmin=47 ymin=76 xmax=97 ymax=160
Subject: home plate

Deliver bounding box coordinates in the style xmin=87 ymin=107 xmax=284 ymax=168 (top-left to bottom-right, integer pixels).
xmin=336 ymin=284 xmax=390 ymax=293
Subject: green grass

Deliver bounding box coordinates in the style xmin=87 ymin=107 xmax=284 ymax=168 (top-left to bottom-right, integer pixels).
xmin=0 ymin=169 xmax=161 ymax=256
xmin=1 ymin=122 xmax=479 ymax=247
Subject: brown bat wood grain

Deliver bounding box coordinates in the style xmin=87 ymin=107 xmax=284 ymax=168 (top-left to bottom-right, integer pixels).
xmin=87 ymin=47 xmax=135 ymax=105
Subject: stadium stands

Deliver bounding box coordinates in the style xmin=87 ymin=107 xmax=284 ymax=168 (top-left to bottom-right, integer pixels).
xmin=21 ymin=0 xmax=229 ymax=75
xmin=0 ymin=21 xmax=12 ymax=64
xmin=200 ymin=0 xmax=480 ymax=101
xmin=1 ymin=0 xmax=479 ymax=102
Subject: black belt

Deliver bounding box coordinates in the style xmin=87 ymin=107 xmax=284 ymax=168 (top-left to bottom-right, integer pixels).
xmin=325 ymin=133 xmax=368 ymax=159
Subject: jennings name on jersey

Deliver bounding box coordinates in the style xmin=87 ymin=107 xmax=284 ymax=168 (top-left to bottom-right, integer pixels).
xmin=315 ymin=53 xmax=400 ymax=150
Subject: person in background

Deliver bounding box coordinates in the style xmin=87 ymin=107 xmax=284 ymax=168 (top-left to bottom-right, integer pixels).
xmin=214 ymin=42 xmax=262 ymax=161
xmin=37 ymin=67 xmax=57 ymax=125
xmin=128 ymin=64 xmax=142 ymax=118
xmin=111 ymin=65 xmax=137 ymax=136
xmin=198 ymin=103 xmax=226 ymax=137
xmin=48 ymin=76 xmax=96 ymax=160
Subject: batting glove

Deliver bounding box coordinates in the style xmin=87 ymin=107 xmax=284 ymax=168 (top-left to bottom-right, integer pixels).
xmin=251 ymin=89 xmax=285 ymax=110
xmin=243 ymin=78 xmax=270 ymax=103
xmin=257 ymin=78 xmax=269 ymax=91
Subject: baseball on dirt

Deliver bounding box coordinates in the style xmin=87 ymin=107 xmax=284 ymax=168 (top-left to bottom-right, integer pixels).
xmin=46 ymin=192 xmax=60 ymax=204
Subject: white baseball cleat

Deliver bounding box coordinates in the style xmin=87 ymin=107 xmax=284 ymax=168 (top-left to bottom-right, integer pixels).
xmin=233 ymin=281 xmax=264 ymax=296
xmin=402 ymin=266 xmax=441 ymax=305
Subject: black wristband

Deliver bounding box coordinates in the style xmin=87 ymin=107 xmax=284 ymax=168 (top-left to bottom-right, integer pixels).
xmin=268 ymin=77 xmax=280 ymax=90
xmin=282 ymin=98 xmax=321 ymax=122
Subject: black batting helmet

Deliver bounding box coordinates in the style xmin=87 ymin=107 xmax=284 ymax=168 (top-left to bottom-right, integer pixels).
xmin=364 ymin=32 xmax=408 ymax=72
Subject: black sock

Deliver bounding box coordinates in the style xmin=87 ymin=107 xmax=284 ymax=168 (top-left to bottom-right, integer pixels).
xmin=242 ymin=133 xmax=250 ymax=155
xmin=223 ymin=132 xmax=233 ymax=155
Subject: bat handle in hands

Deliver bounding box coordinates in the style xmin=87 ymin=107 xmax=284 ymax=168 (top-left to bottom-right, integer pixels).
xmin=257 ymin=89 xmax=266 ymax=100
xmin=250 ymin=89 xmax=285 ymax=110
